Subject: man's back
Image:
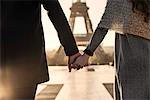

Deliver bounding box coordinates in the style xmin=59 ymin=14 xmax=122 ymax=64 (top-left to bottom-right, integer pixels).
xmin=1 ymin=1 xmax=43 ymax=49
xmin=1 ymin=1 xmax=49 ymax=88
xmin=1 ymin=0 xmax=79 ymax=88
xmin=1 ymin=0 xmax=79 ymax=99
xmin=1 ymin=1 xmax=45 ymax=59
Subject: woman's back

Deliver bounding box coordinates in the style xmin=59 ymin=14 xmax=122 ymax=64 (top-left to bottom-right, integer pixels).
xmin=98 ymin=0 xmax=150 ymax=39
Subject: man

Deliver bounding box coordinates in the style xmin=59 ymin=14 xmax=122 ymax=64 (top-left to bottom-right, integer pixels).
xmin=0 ymin=0 xmax=80 ymax=99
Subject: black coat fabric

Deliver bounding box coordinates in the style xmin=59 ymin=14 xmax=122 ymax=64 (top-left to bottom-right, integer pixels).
xmin=0 ymin=0 xmax=78 ymax=88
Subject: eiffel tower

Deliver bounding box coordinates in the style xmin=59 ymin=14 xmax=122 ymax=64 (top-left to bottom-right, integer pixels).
xmin=69 ymin=0 xmax=93 ymax=46
xmin=51 ymin=0 xmax=111 ymax=66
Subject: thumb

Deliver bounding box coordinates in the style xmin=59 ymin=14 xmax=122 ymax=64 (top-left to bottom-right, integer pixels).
xmin=68 ymin=64 xmax=71 ymax=72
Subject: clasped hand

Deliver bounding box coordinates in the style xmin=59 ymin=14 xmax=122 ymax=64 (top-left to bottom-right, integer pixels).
xmin=68 ymin=53 xmax=90 ymax=72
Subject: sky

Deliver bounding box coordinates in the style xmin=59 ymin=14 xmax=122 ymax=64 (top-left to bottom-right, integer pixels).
xmin=41 ymin=0 xmax=115 ymax=50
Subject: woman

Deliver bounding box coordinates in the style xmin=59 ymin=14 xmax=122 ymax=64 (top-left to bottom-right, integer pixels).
xmin=73 ymin=0 xmax=150 ymax=99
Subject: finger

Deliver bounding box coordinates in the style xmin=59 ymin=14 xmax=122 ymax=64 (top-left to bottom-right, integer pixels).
xmin=76 ymin=65 xmax=83 ymax=70
xmin=68 ymin=64 xmax=72 ymax=72
xmin=84 ymin=63 xmax=89 ymax=67
xmin=77 ymin=67 xmax=80 ymax=70
xmin=70 ymin=64 xmax=77 ymax=69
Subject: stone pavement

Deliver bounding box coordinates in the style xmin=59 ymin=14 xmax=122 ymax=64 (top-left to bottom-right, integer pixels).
xmin=35 ymin=65 xmax=115 ymax=100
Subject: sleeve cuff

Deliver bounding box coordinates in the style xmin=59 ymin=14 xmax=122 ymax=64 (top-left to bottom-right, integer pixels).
xmin=65 ymin=48 xmax=79 ymax=56
xmin=83 ymin=49 xmax=93 ymax=56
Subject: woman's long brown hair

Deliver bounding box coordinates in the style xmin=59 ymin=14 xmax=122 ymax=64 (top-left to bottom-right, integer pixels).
xmin=130 ymin=0 xmax=150 ymax=22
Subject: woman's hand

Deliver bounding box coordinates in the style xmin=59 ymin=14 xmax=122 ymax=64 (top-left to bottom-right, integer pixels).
xmin=72 ymin=53 xmax=90 ymax=69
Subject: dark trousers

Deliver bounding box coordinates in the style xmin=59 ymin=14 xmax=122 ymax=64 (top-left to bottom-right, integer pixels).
xmin=115 ymin=34 xmax=150 ymax=100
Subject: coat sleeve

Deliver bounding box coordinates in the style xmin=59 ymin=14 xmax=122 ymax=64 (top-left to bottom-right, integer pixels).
xmin=84 ymin=27 xmax=108 ymax=56
xmin=42 ymin=0 xmax=79 ymax=56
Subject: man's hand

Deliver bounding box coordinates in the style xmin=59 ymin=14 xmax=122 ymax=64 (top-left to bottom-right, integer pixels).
xmin=72 ymin=53 xmax=89 ymax=68
xmin=68 ymin=52 xmax=81 ymax=72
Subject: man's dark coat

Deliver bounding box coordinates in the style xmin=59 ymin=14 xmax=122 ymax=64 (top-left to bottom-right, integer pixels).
xmin=1 ymin=0 xmax=78 ymax=87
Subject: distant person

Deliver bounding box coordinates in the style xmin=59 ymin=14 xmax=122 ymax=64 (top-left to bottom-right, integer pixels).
xmin=72 ymin=0 xmax=150 ymax=99
xmin=1 ymin=0 xmax=80 ymax=99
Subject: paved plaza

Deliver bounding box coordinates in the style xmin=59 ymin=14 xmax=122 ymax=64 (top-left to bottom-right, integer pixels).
xmin=36 ymin=65 xmax=115 ymax=100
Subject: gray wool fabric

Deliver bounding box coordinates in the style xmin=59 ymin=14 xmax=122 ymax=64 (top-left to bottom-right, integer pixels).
xmin=98 ymin=0 xmax=150 ymax=40
xmin=98 ymin=0 xmax=132 ymax=34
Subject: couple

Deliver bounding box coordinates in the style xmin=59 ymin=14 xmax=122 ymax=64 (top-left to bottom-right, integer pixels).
xmin=1 ymin=0 xmax=150 ymax=100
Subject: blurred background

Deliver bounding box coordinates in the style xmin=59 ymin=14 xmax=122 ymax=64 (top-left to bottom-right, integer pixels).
xmin=42 ymin=0 xmax=115 ymax=66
